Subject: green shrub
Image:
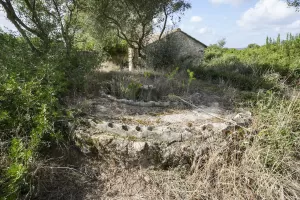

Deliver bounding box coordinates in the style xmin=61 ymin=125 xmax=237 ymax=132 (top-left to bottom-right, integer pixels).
xmin=125 ymin=81 xmax=143 ymax=100
xmin=0 ymin=31 xmax=97 ymax=199
xmin=197 ymin=33 xmax=300 ymax=91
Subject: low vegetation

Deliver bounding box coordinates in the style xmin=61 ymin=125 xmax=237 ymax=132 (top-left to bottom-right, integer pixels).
xmin=0 ymin=0 xmax=300 ymax=199
xmin=192 ymin=34 xmax=300 ymax=91
xmin=0 ymin=30 xmax=99 ymax=199
xmin=183 ymin=35 xmax=300 ymax=199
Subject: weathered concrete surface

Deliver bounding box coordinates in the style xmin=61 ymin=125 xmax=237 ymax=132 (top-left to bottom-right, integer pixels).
xmin=74 ymin=93 xmax=252 ymax=169
xmin=75 ymin=120 xmax=231 ymax=169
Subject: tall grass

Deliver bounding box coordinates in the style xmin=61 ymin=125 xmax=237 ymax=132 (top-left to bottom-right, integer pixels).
xmin=145 ymin=89 xmax=300 ymax=200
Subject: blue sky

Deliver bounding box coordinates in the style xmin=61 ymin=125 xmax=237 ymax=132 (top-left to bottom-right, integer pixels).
xmin=1 ymin=0 xmax=300 ymax=47
xmin=178 ymin=0 xmax=300 ymax=47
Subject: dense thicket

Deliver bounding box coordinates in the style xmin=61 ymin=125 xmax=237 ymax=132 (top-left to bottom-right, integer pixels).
xmin=0 ymin=29 xmax=98 ymax=198
xmin=193 ymin=34 xmax=300 ymax=91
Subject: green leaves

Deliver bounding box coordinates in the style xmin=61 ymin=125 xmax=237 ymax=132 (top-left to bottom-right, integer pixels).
xmin=287 ymin=0 xmax=300 ymax=10
xmin=0 ymin=32 xmax=75 ymax=199
xmin=201 ymin=33 xmax=300 ymax=90
xmin=187 ymin=69 xmax=196 ymax=86
xmin=85 ymin=0 xmax=191 ymax=56
xmin=166 ymin=67 xmax=179 ymax=80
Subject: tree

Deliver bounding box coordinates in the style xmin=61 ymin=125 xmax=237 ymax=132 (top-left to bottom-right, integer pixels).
xmin=269 ymin=37 xmax=273 ymax=44
xmin=248 ymin=43 xmax=260 ymax=48
xmin=277 ymin=34 xmax=281 ymax=44
xmin=290 ymin=33 xmax=294 ymax=41
xmin=156 ymin=0 xmax=191 ymax=40
xmin=287 ymin=0 xmax=300 ymax=10
xmin=0 ymin=0 xmax=81 ymax=55
xmin=217 ymin=38 xmax=226 ymax=48
xmin=85 ymin=0 xmax=191 ymax=70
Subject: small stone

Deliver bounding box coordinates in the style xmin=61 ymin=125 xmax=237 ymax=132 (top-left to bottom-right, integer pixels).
xmin=143 ymin=102 xmax=152 ymax=107
xmin=133 ymin=142 xmax=147 ymax=152
xmin=147 ymin=126 xmax=154 ymax=131
xmin=143 ymin=175 xmax=151 ymax=183
xmin=233 ymin=112 xmax=252 ymax=126
xmin=122 ymin=125 xmax=129 ymax=131
xmin=154 ymin=102 xmax=161 ymax=107
xmin=136 ymin=126 xmax=141 ymax=131
xmin=202 ymin=124 xmax=213 ymax=131
xmin=92 ymin=135 xmax=114 ymax=147
xmin=96 ymin=105 xmax=107 ymax=112
xmin=88 ymin=119 xmax=97 ymax=128
xmin=108 ymin=122 xmax=114 ymax=128
xmin=162 ymin=101 xmax=170 ymax=107
xmin=149 ymin=101 xmax=156 ymax=106
xmin=172 ymin=102 xmax=179 ymax=106
xmin=106 ymin=190 xmax=119 ymax=197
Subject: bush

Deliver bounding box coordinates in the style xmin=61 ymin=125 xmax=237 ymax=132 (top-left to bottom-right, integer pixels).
xmin=195 ymin=34 xmax=300 ymax=91
xmin=192 ymin=55 xmax=273 ymax=91
xmin=0 ymin=31 xmax=98 ymax=199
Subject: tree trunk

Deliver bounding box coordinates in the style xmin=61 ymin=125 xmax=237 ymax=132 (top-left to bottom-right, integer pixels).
xmin=128 ymin=47 xmax=134 ymax=71
xmin=128 ymin=47 xmax=138 ymax=71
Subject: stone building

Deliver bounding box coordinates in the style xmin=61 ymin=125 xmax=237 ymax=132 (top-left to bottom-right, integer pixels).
xmin=143 ymin=28 xmax=207 ymax=69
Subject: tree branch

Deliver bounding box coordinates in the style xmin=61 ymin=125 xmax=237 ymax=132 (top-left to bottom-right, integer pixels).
xmin=159 ymin=6 xmax=168 ymax=40
xmin=0 ymin=0 xmax=40 ymax=53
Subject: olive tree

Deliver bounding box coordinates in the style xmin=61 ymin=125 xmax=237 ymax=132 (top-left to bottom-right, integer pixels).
xmin=0 ymin=0 xmax=81 ymax=55
xmin=85 ymin=0 xmax=191 ymax=70
xmin=287 ymin=0 xmax=300 ymax=9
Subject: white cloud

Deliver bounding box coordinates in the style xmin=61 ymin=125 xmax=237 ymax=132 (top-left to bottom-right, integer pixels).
xmin=275 ymin=27 xmax=281 ymax=32
xmin=190 ymin=16 xmax=203 ymax=22
xmin=286 ymin=20 xmax=300 ymax=29
xmin=153 ymin=18 xmax=159 ymax=24
xmin=180 ymin=24 xmax=195 ymax=31
xmin=166 ymin=19 xmax=174 ymax=26
xmin=273 ymin=19 xmax=300 ymax=33
xmin=209 ymin=0 xmax=246 ymax=5
xmin=237 ymin=0 xmax=299 ymax=29
xmin=198 ymin=27 xmax=214 ymax=35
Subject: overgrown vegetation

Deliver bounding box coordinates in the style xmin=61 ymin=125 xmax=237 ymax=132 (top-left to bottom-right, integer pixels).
xmin=1 ymin=0 xmax=300 ymax=199
xmin=174 ymin=33 xmax=300 ymax=199
xmin=0 ymin=29 xmax=98 ymax=198
xmin=192 ymin=33 xmax=300 ymax=91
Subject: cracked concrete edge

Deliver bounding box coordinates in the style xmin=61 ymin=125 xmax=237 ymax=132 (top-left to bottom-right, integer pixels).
xmin=100 ymin=91 xmax=182 ymax=107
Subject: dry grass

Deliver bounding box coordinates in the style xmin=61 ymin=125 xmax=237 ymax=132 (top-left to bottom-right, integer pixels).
xmin=83 ymin=68 xmax=232 ymax=109
xmin=31 ymin=138 xmax=300 ymax=200
xmin=161 ymin=89 xmax=300 ymax=200
xmin=31 ymin=70 xmax=300 ymax=200
xmin=157 ymin=141 xmax=300 ymax=200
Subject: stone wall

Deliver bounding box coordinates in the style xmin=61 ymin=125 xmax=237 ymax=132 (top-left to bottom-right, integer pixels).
xmin=144 ymin=30 xmax=206 ymax=69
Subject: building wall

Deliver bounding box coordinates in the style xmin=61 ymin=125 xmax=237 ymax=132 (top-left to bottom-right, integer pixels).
xmin=144 ymin=31 xmax=206 ymax=69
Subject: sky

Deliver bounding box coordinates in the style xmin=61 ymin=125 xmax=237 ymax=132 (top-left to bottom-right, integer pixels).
xmin=1 ymin=0 xmax=300 ymax=48
xmin=178 ymin=0 xmax=300 ymax=47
